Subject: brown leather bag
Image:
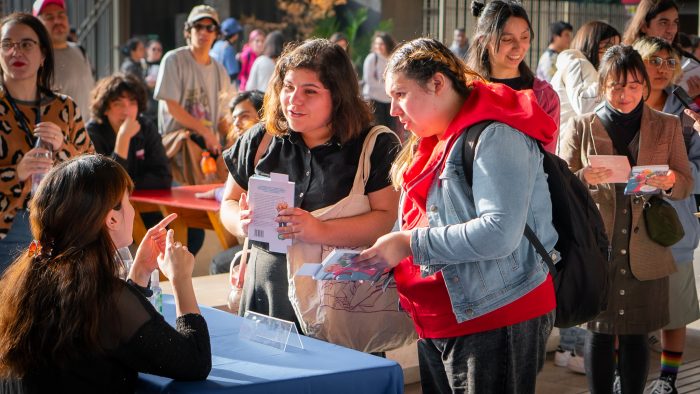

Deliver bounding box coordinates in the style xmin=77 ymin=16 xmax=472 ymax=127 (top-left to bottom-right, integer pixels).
xmin=161 ymin=130 xmax=228 ymax=185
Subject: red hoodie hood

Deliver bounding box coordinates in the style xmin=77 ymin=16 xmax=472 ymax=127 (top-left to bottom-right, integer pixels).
xmin=401 ymin=80 xmax=557 ymax=230
xmin=443 ymin=80 xmax=556 ymax=144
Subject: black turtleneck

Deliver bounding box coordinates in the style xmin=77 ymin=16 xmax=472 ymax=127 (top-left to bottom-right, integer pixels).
xmin=596 ymin=100 xmax=644 ymax=165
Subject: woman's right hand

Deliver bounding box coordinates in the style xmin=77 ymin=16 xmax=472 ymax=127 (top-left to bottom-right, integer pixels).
xmin=238 ymin=192 xmax=252 ymax=236
xmin=582 ymin=165 xmax=613 ymax=185
xmin=16 ymin=148 xmax=53 ymax=182
xmin=157 ymin=229 xmax=195 ymax=283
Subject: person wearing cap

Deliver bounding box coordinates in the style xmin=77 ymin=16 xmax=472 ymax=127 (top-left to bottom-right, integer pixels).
xmin=154 ymin=5 xmax=231 ymax=184
xmin=210 ymin=17 xmax=242 ymax=85
xmin=33 ymin=0 xmax=95 ymax=121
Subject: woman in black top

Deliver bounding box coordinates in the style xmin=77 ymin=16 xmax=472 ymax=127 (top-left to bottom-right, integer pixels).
xmin=0 ymin=155 xmax=210 ymax=392
xmin=220 ymin=39 xmax=401 ymax=326
xmin=87 ymin=73 xmax=171 ymax=190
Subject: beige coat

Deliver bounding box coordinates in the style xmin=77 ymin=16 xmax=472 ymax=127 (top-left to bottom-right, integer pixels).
xmin=559 ymin=104 xmax=691 ymax=281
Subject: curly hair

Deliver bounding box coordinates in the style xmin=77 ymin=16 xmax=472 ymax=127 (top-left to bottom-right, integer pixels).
xmin=90 ymin=73 xmax=147 ymax=122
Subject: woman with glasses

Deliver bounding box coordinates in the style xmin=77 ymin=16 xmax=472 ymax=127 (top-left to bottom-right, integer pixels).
xmin=559 ymin=44 xmax=691 ymax=394
xmin=624 ymin=0 xmax=700 ymax=101
xmin=634 ymin=36 xmax=700 ymax=394
xmin=0 ymin=13 xmax=92 ymax=273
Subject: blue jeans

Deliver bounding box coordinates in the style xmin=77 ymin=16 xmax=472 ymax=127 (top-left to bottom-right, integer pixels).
xmin=417 ymin=311 xmax=554 ymax=394
xmin=559 ymin=326 xmax=587 ymax=355
xmin=0 ymin=210 xmax=32 ymax=275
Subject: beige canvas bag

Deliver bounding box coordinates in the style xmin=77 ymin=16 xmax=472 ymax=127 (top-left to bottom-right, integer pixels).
xmin=286 ymin=125 xmax=417 ymax=353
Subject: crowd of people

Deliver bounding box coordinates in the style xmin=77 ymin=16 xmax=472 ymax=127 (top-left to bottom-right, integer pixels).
xmin=1 ymin=0 xmax=700 ymax=393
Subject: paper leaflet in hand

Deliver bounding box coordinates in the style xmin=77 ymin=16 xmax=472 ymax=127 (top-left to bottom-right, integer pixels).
xmin=247 ymin=172 xmax=295 ymax=253
xmin=295 ymin=248 xmax=389 ymax=282
xmin=624 ymin=165 xmax=669 ymax=195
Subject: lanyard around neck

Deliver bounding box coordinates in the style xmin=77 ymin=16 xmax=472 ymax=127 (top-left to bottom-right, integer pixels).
xmin=3 ymin=87 xmax=41 ymax=144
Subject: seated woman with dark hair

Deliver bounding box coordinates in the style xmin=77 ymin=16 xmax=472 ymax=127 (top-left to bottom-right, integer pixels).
xmin=87 ymin=73 xmax=171 ymax=190
xmin=0 ymin=155 xmax=211 ymax=391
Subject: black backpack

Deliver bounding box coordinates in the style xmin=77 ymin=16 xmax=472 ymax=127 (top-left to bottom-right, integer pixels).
xmin=462 ymin=121 xmax=611 ymax=328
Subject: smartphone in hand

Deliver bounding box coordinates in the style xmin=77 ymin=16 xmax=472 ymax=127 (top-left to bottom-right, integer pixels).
xmin=673 ymin=86 xmax=700 ymax=112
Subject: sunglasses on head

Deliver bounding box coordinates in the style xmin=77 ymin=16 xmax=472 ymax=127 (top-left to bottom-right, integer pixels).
xmin=193 ymin=23 xmax=217 ymax=33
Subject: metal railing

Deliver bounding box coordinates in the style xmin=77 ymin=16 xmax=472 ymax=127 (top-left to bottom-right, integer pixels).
xmin=423 ymin=0 xmax=630 ymax=69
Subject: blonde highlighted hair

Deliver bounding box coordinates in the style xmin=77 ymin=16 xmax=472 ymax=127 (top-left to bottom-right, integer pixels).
xmin=633 ymin=37 xmax=682 ymax=85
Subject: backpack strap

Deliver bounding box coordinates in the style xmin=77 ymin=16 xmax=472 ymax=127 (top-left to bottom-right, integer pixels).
xmin=461 ymin=121 xmax=557 ymax=275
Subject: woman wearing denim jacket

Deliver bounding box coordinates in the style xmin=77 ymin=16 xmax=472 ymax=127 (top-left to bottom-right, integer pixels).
xmin=357 ymin=38 xmax=558 ymax=393
xmin=559 ymin=44 xmax=691 ymax=394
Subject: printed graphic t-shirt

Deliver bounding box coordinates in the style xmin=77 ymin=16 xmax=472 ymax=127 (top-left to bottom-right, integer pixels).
xmin=154 ymin=46 xmax=230 ymax=135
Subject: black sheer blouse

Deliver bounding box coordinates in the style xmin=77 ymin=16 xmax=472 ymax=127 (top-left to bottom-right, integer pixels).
xmin=1 ymin=281 xmax=211 ymax=393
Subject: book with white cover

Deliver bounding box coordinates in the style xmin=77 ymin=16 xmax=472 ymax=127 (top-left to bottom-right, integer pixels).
xmin=247 ymin=172 xmax=295 ymax=253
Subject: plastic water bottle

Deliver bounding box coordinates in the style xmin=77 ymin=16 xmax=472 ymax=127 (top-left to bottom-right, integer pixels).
xmin=31 ymin=137 xmax=52 ymax=195
xmin=149 ymin=270 xmax=163 ymax=314
xmin=116 ymin=247 xmax=133 ymax=280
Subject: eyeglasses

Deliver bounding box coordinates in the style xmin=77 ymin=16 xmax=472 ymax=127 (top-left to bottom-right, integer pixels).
xmin=192 ymin=23 xmax=218 ymax=33
xmin=646 ymin=56 xmax=678 ymax=69
xmin=1 ymin=39 xmax=38 ymax=54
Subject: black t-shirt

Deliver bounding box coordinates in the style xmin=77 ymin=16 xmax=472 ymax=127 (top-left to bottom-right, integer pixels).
xmin=223 ymin=123 xmax=401 ymax=211
xmin=86 ymin=115 xmax=172 ymax=190
xmin=490 ymin=75 xmax=533 ymax=92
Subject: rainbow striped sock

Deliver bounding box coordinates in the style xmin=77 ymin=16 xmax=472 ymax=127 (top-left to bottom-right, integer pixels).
xmin=660 ymin=349 xmax=683 ymax=378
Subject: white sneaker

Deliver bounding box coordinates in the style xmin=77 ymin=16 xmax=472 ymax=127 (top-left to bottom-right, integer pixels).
xmin=647 ymin=376 xmax=678 ymax=394
xmin=554 ymin=347 xmax=571 ymax=367
xmin=566 ymin=354 xmax=586 ymax=374
xmin=613 ymin=372 xmax=621 ymax=394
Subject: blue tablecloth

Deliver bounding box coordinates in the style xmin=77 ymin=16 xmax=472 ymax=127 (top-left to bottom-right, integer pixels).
xmin=136 ymin=295 xmax=404 ymax=394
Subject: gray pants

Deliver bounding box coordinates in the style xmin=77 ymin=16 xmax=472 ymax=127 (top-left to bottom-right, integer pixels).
xmin=418 ymin=311 xmax=554 ymax=394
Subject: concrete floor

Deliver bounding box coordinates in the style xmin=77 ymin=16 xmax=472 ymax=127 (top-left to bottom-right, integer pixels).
xmin=193 ymin=231 xmax=700 ymax=393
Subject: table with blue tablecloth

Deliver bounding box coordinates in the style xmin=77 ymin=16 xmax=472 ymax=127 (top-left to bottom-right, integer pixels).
xmin=136 ymin=295 xmax=404 ymax=394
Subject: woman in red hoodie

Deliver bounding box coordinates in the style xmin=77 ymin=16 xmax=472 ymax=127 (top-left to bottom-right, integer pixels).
xmin=358 ymin=38 xmax=558 ymax=393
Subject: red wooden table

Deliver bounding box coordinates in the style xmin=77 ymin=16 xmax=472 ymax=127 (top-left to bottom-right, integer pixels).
xmin=130 ymin=184 xmax=237 ymax=249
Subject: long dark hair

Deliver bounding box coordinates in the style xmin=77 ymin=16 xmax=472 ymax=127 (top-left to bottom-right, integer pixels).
xmin=623 ymin=0 xmax=679 ymax=45
xmin=0 ymin=155 xmax=134 ymax=378
xmin=571 ymin=21 xmax=620 ymax=70
xmin=263 ymin=38 xmax=372 ymax=143
xmin=0 ymin=13 xmax=54 ymax=95
xmin=466 ymin=0 xmax=535 ymax=83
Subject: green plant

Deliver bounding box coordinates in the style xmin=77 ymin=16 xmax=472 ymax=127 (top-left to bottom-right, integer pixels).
xmin=312 ymin=7 xmax=393 ymax=74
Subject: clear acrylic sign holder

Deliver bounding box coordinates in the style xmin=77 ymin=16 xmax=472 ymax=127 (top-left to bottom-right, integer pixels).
xmin=239 ymin=311 xmax=304 ymax=351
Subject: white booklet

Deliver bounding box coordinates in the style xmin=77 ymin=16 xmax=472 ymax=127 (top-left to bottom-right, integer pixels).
xmin=679 ymin=57 xmax=700 ymax=92
xmin=588 ymin=155 xmax=632 ymax=183
xmin=247 ymin=172 xmax=295 ymax=253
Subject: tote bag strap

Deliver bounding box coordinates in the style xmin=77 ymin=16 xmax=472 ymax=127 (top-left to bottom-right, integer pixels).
xmin=349 ymin=125 xmax=396 ymax=195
